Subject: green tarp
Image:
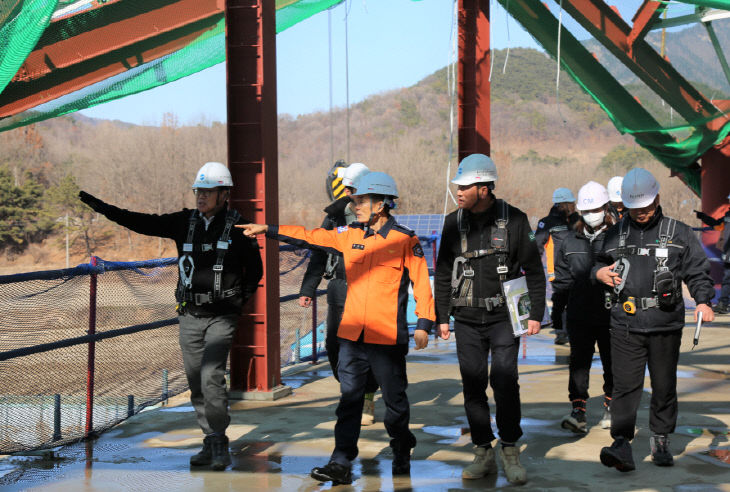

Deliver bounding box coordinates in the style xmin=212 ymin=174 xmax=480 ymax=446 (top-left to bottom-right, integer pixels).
xmin=498 ymin=0 xmax=730 ymax=194
xmin=0 ymin=0 xmax=344 ymax=132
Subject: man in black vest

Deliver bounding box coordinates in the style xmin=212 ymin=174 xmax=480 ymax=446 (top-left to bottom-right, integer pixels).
xmin=79 ymin=161 xmax=262 ymax=471
xmin=434 ymin=153 xmax=545 ymax=485
xmin=594 ymin=168 xmax=714 ymax=472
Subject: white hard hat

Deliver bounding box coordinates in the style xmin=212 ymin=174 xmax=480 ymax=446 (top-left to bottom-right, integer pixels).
xmin=622 ymin=168 xmax=659 ymax=208
xmin=451 ymin=154 xmax=498 ymax=185
xmin=607 ymin=176 xmax=624 ymax=203
xmin=341 ymin=162 xmax=370 ymax=188
xmin=352 ymin=171 xmax=398 ymax=198
xmin=192 ymin=162 xmax=233 ymax=189
xmin=576 ymin=181 xmax=609 ymax=211
xmin=552 ymin=187 xmax=576 ymax=204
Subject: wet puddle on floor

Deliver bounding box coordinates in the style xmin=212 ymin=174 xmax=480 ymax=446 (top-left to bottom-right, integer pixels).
xmin=282 ymin=369 xmax=335 ymax=389
xmin=231 ymin=440 xmax=501 ymax=490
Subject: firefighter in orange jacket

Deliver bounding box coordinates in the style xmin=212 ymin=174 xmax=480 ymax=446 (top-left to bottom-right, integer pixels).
xmin=239 ymin=171 xmax=446 ymax=485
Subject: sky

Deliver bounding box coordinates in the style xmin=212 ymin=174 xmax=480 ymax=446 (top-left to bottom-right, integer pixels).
xmin=77 ymin=0 xmax=677 ymax=126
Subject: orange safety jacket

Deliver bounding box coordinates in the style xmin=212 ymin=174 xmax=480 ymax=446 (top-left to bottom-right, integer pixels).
xmin=267 ymin=217 xmax=435 ymax=345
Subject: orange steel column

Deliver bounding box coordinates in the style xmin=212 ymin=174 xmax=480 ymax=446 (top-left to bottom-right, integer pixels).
xmin=458 ymin=0 xmax=490 ymax=160
xmin=225 ymin=1 xmax=288 ymax=399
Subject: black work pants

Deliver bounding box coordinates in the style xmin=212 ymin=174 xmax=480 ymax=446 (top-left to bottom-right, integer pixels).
xmin=454 ymin=318 xmax=523 ymax=445
xmin=330 ymin=339 xmax=415 ymax=467
xmin=566 ymin=319 xmax=612 ymax=401
xmin=610 ymin=328 xmax=682 ymax=440
xmin=325 ymin=279 xmax=378 ymax=392
xmin=551 ymin=290 xmax=568 ymax=332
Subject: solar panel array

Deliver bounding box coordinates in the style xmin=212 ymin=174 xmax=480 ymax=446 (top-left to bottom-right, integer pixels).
xmin=393 ymin=214 xmax=445 ymax=271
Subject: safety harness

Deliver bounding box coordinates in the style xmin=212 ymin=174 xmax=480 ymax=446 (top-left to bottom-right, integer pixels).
xmin=608 ymin=216 xmax=677 ymax=312
xmin=176 ymin=209 xmax=241 ymax=306
xmin=450 ymin=199 xmax=509 ymax=310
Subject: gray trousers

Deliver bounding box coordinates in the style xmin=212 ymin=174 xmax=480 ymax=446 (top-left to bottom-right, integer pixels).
xmin=178 ymin=312 xmax=237 ymax=435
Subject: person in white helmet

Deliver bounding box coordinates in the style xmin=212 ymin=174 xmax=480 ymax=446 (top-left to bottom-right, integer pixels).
xmin=553 ymin=181 xmax=616 ymax=435
xmin=239 ymin=171 xmax=442 ymax=485
xmin=79 ymin=162 xmax=263 ymax=471
xmin=593 ymin=168 xmax=714 ymax=472
xmin=607 ymin=176 xmax=626 ymax=221
xmin=694 ymin=192 xmax=730 ymax=314
xmin=298 ymin=162 xmax=380 ymax=426
xmin=535 ymin=187 xmax=580 ymax=345
xmin=434 ymin=153 xmax=546 ymax=485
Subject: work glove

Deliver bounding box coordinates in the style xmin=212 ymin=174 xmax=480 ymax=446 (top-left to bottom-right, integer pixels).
xmin=79 ymin=191 xmax=106 ymax=213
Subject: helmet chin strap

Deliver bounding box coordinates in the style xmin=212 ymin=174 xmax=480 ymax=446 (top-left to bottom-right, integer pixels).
xmin=366 ymin=197 xmax=385 ymax=232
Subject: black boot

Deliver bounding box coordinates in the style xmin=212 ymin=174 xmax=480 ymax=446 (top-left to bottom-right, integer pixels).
xmin=391 ymin=438 xmax=414 ymax=475
xmin=210 ymin=434 xmax=231 ymax=471
xmin=713 ymin=302 xmax=729 ymax=314
xmin=561 ymin=400 xmax=587 ymax=434
xmin=650 ymin=434 xmax=674 ymax=466
xmin=600 ymin=437 xmax=635 ymax=472
xmin=189 ymin=435 xmax=213 ymax=466
xmin=311 ymin=461 xmax=353 ymax=484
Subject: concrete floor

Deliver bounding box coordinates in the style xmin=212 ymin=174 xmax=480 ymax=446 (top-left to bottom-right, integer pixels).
xmin=2 ymin=316 xmax=730 ymax=491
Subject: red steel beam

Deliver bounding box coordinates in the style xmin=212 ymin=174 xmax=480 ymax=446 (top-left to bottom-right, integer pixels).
xmin=14 ymin=0 xmax=221 ymax=82
xmin=0 ymin=0 xmax=222 ymax=118
xmin=627 ymin=1 xmax=663 ymax=48
xmin=700 ymin=100 xmax=730 ymax=287
xmin=226 ymin=0 xmax=282 ymax=394
xmin=458 ymin=0 xmax=491 ymax=160
xmin=557 ymin=0 xmax=717 ymax=123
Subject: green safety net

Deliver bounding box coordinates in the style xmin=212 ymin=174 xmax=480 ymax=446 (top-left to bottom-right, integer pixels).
xmin=0 ymin=0 xmax=56 ymax=95
xmin=498 ymin=0 xmax=730 ymax=195
xmin=0 ymin=0 xmax=344 ymax=133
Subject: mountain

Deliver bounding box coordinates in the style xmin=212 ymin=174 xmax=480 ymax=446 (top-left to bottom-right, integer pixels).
xmin=584 ymin=19 xmax=730 ymax=95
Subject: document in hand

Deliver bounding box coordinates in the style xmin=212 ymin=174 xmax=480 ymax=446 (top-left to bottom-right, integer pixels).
xmin=503 ymin=276 xmax=530 ymax=337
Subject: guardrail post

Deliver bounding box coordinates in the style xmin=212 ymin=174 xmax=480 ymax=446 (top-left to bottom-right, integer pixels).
xmin=127 ymin=395 xmax=134 ymax=418
xmin=311 ymin=295 xmax=318 ymax=364
xmin=53 ymin=394 xmax=61 ymax=442
xmin=86 ymin=256 xmax=98 ymax=437
xmin=294 ymin=326 xmax=301 ymax=363
xmin=162 ymin=369 xmax=169 ymax=403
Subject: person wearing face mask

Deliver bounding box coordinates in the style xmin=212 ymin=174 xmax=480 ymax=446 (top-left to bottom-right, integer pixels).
xmin=553 ymin=181 xmax=615 ymax=435
xmin=238 ymin=171 xmax=444 ymax=485
xmin=535 ymin=188 xmax=581 ymax=345
xmin=593 ymin=168 xmax=715 ymax=472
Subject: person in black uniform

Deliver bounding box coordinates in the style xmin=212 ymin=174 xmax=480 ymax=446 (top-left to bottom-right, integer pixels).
xmin=79 ymin=161 xmax=263 ymax=471
xmin=594 ymin=168 xmax=714 ymax=472
xmin=298 ymin=162 xmax=379 ymax=425
xmin=535 ymin=188 xmax=580 ymax=345
xmin=434 ymin=154 xmax=546 ymax=485
xmin=554 ymin=181 xmax=615 ymax=435
xmin=695 ymin=193 xmax=730 ymax=314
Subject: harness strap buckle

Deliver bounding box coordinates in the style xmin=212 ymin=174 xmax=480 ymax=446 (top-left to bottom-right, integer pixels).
xmin=194 ymin=293 xmax=211 ymax=305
